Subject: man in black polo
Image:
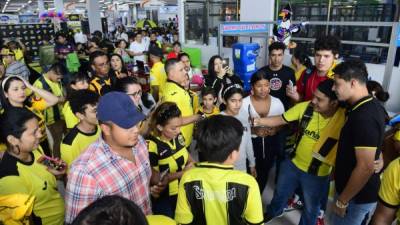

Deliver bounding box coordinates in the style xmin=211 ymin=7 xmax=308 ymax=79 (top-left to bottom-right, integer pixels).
xmin=331 ymin=59 xmax=386 ymax=225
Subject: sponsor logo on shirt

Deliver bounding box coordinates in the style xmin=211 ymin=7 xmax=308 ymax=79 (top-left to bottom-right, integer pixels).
xmin=193 ymin=185 xmax=237 ymax=201
xmin=270 ymin=77 xmax=282 ymax=91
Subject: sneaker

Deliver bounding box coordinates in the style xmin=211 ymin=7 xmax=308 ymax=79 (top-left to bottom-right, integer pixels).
xmin=316 ymin=217 xmax=325 ymax=225
xmin=283 ymin=198 xmax=303 ymax=212
xmin=316 ymin=210 xmax=325 ymax=225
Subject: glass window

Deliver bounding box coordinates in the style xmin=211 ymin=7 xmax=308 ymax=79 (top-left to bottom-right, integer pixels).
xmin=184 ymin=2 xmax=207 ymax=45
xmin=184 ymin=0 xmax=239 ymax=45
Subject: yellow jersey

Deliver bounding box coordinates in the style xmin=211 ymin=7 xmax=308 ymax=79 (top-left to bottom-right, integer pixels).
xmin=0 ymin=148 xmax=65 ymax=225
xmin=175 ymin=162 xmax=264 ymax=225
xmin=33 ymin=76 xmax=64 ymax=125
xmin=162 ymin=81 xmax=194 ymax=147
xmin=147 ymin=134 xmax=189 ymax=196
xmin=378 ymin=157 xmax=400 ymax=224
xmin=196 ymin=105 xmax=220 ymax=118
xmin=89 ymin=76 xmax=112 ymax=96
xmin=61 ymin=126 xmax=100 ymax=170
xmin=149 ymin=61 xmax=167 ymax=97
xmin=63 ymin=101 xmax=79 ymax=129
xmin=282 ymin=101 xmax=332 ymax=176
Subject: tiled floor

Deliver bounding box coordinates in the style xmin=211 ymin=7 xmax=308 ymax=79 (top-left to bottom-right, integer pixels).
xmin=261 ymin=167 xmax=334 ymax=225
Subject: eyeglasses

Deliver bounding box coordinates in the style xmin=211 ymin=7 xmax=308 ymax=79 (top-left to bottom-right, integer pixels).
xmin=127 ymin=90 xmax=142 ymax=97
xmin=95 ymin=62 xmax=109 ymax=68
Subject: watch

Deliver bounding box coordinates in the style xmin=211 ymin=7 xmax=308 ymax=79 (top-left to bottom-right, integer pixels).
xmin=335 ymin=199 xmax=349 ymax=209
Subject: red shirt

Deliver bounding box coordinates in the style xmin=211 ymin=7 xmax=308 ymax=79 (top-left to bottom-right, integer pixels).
xmin=167 ymin=51 xmax=178 ymax=59
xmin=296 ymin=69 xmax=328 ymax=101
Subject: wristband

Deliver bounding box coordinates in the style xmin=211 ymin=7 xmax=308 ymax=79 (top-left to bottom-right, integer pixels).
xmin=335 ymin=199 xmax=348 ymax=209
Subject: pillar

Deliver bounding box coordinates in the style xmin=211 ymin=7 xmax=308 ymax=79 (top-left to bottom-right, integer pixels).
xmin=86 ymin=0 xmax=102 ymax=33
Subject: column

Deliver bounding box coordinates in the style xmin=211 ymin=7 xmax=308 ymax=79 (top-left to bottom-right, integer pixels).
xmin=86 ymin=0 xmax=102 ymax=33
xmin=54 ymin=0 xmax=63 ymax=12
xmin=38 ymin=0 xmax=45 ymax=15
xmin=240 ymin=0 xmax=275 ymax=67
xmin=177 ymin=0 xmax=185 ymax=43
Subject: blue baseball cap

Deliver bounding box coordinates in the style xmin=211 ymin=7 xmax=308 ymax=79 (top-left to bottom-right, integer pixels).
xmin=97 ymin=92 xmax=145 ymax=129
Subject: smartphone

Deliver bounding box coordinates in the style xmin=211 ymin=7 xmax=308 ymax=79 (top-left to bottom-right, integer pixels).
xmin=38 ymin=155 xmax=65 ymax=171
xmin=288 ymin=80 xmax=294 ymax=90
xmin=159 ymin=168 xmax=170 ymax=181
xmin=222 ymin=58 xmax=229 ymax=68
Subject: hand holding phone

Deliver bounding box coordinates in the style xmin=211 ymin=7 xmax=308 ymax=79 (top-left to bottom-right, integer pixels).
xmin=159 ymin=168 xmax=170 ymax=182
xmin=288 ymin=80 xmax=294 ymax=91
xmin=37 ymin=155 xmax=66 ymax=171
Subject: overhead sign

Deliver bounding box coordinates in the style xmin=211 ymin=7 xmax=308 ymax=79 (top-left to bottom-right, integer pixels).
xmin=221 ymin=23 xmax=268 ymax=34
xmin=0 ymin=14 xmax=19 ymax=24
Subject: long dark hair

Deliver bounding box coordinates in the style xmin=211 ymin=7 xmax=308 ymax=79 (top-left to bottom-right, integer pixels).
xmin=0 ymin=107 xmax=38 ymax=147
xmin=367 ymin=80 xmax=389 ymax=102
xmin=0 ymin=76 xmax=31 ymax=110
xmin=113 ymin=76 xmax=154 ymax=109
xmin=293 ymin=49 xmax=313 ymax=69
xmin=206 ymin=55 xmax=222 ymax=86
xmin=110 ymin=53 xmax=128 ymax=74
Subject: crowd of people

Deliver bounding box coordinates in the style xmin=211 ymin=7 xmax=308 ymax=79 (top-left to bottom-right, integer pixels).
xmin=0 ymin=24 xmax=398 ymax=225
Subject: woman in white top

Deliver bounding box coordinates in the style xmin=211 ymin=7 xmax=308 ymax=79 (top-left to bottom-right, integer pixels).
xmin=240 ymin=69 xmax=285 ymax=193
xmin=220 ymin=84 xmax=256 ymax=176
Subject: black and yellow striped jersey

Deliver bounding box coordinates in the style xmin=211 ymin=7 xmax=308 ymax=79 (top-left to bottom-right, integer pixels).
xmin=175 ymin=162 xmax=264 ymax=225
xmin=147 ymin=134 xmax=189 ymax=196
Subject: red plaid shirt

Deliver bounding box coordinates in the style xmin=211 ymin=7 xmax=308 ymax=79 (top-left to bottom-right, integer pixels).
xmin=65 ymin=136 xmax=152 ymax=223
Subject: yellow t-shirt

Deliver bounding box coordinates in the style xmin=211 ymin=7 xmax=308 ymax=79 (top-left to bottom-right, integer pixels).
xmin=0 ymin=193 xmax=34 ymax=225
xmin=147 ymin=215 xmax=176 ymax=225
xmin=147 ymin=134 xmax=189 ymax=196
xmin=33 ymin=76 xmax=64 ymax=125
xmin=0 ymin=148 xmax=65 ymax=225
xmin=149 ymin=61 xmax=167 ymax=97
xmin=188 ymin=90 xmax=200 ymax=114
xmin=196 ymin=105 xmax=220 ymax=118
xmin=63 ymin=101 xmax=79 ymax=129
xmin=162 ymin=81 xmax=194 ymax=147
xmin=378 ymin=157 xmax=400 ymax=223
xmin=393 ymin=130 xmax=400 ymax=142
xmin=13 ymin=48 xmax=25 ymax=62
xmin=175 ymin=162 xmax=264 ymax=225
xmin=61 ymin=126 xmax=100 ymax=169
xmin=282 ymin=101 xmax=332 ymax=176
xmin=294 ymin=65 xmax=306 ymax=81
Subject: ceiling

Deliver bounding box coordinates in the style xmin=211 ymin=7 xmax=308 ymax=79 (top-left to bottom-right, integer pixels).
xmin=0 ymin=0 xmax=178 ymax=14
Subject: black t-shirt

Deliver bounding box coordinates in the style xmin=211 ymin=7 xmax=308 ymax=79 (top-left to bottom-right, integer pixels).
xmin=334 ymin=96 xmax=386 ymax=204
xmin=205 ymin=74 xmax=243 ymax=97
xmin=259 ymin=65 xmax=296 ymax=110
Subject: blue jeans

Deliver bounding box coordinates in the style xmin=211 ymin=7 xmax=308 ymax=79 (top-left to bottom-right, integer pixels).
xmin=267 ymin=159 xmax=329 ymax=225
xmin=330 ymin=196 xmax=376 ymax=225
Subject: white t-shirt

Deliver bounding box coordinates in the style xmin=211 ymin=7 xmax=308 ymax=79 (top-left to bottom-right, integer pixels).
xmin=220 ymin=111 xmax=255 ymax=172
xmin=129 ymin=41 xmax=147 ymax=63
xmin=240 ymin=95 xmax=285 ymax=137
xmin=74 ymin=32 xmax=87 ymax=44
xmin=142 ymin=36 xmax=150 ymax=51
xmin=241 ymin=95 xmax=285 ymax=118
xmin=115 ymin=32 xmax=128 ymax=42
